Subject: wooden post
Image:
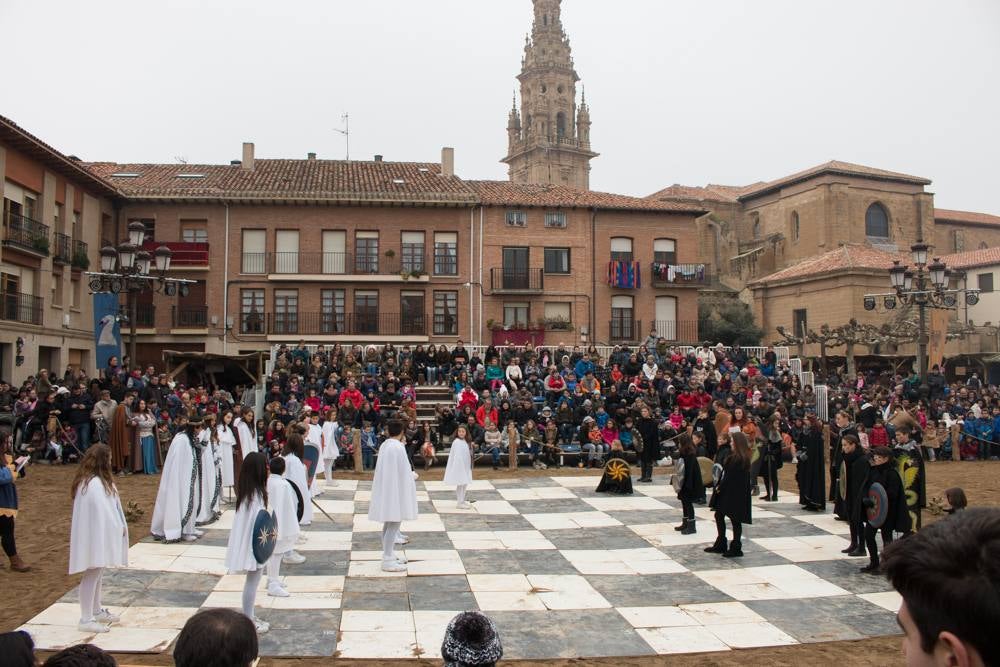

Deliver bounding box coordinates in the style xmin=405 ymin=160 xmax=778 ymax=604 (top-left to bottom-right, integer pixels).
xmin=508 ymin=424 xmax=518 ymax=471
xmin=822 ymin=424 xmax=831 ymax=460
xmin=951 ymin=424 xmax=960 ymax=462
xmin=352 ymin=428 xmax=363 ymax=472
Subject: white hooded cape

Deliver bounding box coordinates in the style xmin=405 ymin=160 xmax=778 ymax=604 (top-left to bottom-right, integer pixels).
xmin=218 ymin=424 xmax=237 ymax=487
xmin=69 ymin=477 xmax=129 ymax=574
xmin=236 ymin=418 xmax=256 ymax=459
xmin=368 ymin=438 xmax=418 ymax=523
xmin=150 ymin=432 xmax=201 ymax=541
xmin=321 ymin=420 xmax=340 ymax=460
xmin=197 ymin=429 xmax=220 ymax=524
xmin=443 ymin=437 xmax=473 ymax=486
xmin=267 ymin=473 xmax=300 ymax=553
xmin=283 ymin=453 xmax=313 ymax=525
xmin=224 ymin=491 xmax=265 ymax=574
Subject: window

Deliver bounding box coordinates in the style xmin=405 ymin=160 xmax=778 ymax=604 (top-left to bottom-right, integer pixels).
xmin=791 ymin=211 xmax=800 ymax=242
xmin=654 ymin=296 xmax=677 ymax=339
xmin=274 ymin=230 xmax=299 ymax=273
xmin=241 ymin=229 xmax=266 ymax=273
xmin=556 ymin=112 xmax=567 ymax=138
xmin=72 ymin=212 xmax=81 ymax=240
xmin=503 ymin=302 xmax=530 ymax=328
xmin=610 ymin=295 xmax=635 ymax=341
xmin=354 ymin=291 xmax=379 ymax=334
xmin=653 ymin=239 xmax=676 ymax=265
xmin=129 ymin=218 xmax=155 ymax=241
xmin=865 ymin=203 xmax=890 ymax=240
xmin=792 ymin=309 xmax=808 ymax=338
xmin=51 ymin=273 xmax=63 ymax=307
xmin=321 ymin=289 xmax=345 ymax=333
xmin=355 ymin=232 xmax=379 ymax=273
xmin=433 ymin=232 xmax=458 ymax=275
xmin=544 ymin=212 xmax=566 ymax=228
xmin=543 ymin=248 xmax=570 ymax=274
xmin=54 ymin=203 xmax=63 ymax=233
xmin=181 ymin=223 xmax=208 ymax=243
xmin=240 ymin=289 xmax=264 ymax=334
xmin=71 ymin=275 xmax=80 ymax=309
xmin=400 ymin=292 xmax=426 ymax=335
xmin=753 ymin=220 xmax=761 ymax=239
xmin=401 ymin=232 xmax=425 ymax=273
xmin=274 ymin=289 xmax=298 ymax=334
xmin=610 ymin=237 xmax=633 ymax=263
xmin=506 ymin=210 xmax=527 ymax=227
xmin=978 ymin=272 xmax=994 ymax=293
xmin=952 ymin=229 xmax=965 ymax=253
xmin=543 ymin=302 xmax=571 ymax=328
xmin=434 ymin=291 xmax=458 ymax=336
xmin=501 ymin=247 xmax=530 ymax=289
xmin=322 ymin=231 xmax=346 ymax=274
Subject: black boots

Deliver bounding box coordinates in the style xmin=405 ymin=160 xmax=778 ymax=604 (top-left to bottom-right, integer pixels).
xmin=860 ymin=559 xmax=880 ymax=574
xmin=680 ymin=519 xmax=697 ymax=535
xmin=704 ymin=536 xmax=728 ymax=553
xmin=722 ymin=541 xmax=744 ymax=558
xmin=848 ymin=545 xmax=867 ymax=558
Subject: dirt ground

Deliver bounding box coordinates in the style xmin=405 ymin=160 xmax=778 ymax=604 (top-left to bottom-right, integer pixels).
xmin=5 ymin=460 xmax=998 ymax=666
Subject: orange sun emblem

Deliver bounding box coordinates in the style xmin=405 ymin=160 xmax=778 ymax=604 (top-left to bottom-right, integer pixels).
xmin=606 ymin=460 xmax=630 ymax=482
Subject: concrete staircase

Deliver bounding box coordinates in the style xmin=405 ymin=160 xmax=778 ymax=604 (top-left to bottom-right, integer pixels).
xmin=415 ymin=384 xmax=453 ymax=425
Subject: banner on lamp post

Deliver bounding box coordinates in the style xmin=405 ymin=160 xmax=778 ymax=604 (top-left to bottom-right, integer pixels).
xmin=93 ymin=292 xmax=122 ymax=374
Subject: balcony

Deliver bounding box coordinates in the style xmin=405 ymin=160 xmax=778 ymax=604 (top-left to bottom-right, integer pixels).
xmin=129 ymin=303 xmax=156 ymax=328
xmin=652 ymin=320 xmax=699 ymax=343
xmin=244 ymin=252 xmax=431 ymax=282
xmin=1 ymin=291 xmax=43 ymax=325
xmin=3 ymin=212 xmax=50 ymax=256
xmin=255 ymin=312 xmax=430 ymax=338
xmin=53 ymin=233 xmax=72 ymax=264
xmin=651 ymin=263 xmax=711 ymax=288
xmin=490 ymin=267 xmax=544 ymax=294
xmin=609 ymin=318 xmax=641 ymax=343
xmin=72 ymin=239 xmax=90 ymax=270
xmin=172 ymin=305 xmax=208 ymax=328
xmin=142 ymin=241 xmax=209 ymax=267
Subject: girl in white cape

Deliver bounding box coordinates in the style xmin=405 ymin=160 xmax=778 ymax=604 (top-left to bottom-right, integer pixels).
xmin=150 ymin=420 xmax=204 ymax=542
xmin=217 ymin=410 xmax=238 ymax=501
xmin=264 ymin=456 xmax=302 ymax=597
xmin=197 ymin=414 xmax=221 ymax=525
xmin=368 ymin=419 xmax=418 ymax=572
xmin=224 ymin=451 xmax=270 ymax=634
xmin=69 ymin=444 xmax=129 ymax=634
xmin=321 ymin=407 xmax=340 ymax=489
xmin=282 ymin=432 xmax=313 ymax=527
xmin=444 ymin=424 xmax=474 ymax=509
xmin=304 ymin=411 xmax=325 ymax=497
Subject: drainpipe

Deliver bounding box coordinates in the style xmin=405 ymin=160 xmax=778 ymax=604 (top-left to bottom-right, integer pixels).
xmin=479 ymin=206 xmax=484 ymax=346
xmin=590 ymin=208 xmax=597 ymax=343
xmin=469 ymin=206 xmax=475 ymax=343
xmin=223 ymin=203 xmax=230 ymax=355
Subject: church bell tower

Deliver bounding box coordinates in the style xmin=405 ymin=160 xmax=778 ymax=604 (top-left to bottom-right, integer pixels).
xmin=501 ymin=0 xmax=598 ymax=190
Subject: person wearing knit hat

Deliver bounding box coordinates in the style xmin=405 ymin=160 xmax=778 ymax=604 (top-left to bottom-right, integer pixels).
xmin=441 ymin=612 xmax=503 ymax=667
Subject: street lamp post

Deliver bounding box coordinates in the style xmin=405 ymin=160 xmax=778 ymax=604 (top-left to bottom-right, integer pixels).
xmin=863 ymin=239 xmax=980 ymax=397
xmin=88 ymin=221 xmax=196 ymax=370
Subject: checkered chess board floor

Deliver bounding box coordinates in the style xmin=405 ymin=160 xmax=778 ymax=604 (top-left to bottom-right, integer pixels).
xmin=20 ymin=476 xmax=902 ymax=659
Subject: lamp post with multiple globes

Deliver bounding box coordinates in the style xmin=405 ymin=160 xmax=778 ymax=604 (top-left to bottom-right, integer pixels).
xmin=87 ymin=221 xmax=196 ymax=368
xmin=863 ymin=239 xmax=979 ymax=397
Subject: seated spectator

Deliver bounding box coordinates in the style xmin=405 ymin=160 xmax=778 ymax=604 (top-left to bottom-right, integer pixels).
xmin=441 ymin=611 xmax=503 ymax=667
xmin=174 ymin=608 xmax=258 ymax=667
xmin=43 ymin=643 xmax=117 ymax=666
xmin=0 ymin=631 xmax=35 ymax=667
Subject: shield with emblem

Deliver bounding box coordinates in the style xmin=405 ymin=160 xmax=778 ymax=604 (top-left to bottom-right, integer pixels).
xmin=604 ymin=458 xmax=630 ymax=483
xmin=252 ymin=509 xmax=278 ymax=565
xmin=287 ymin=478 xmax=304 ymax=522
xmin=711 ymin=462 xmax=724 ymax=487
xmin=866 ymin=482 xmax=889 ymax=529
xmin=671 ymin=458 xmax=685 ymax=493
xmin=698 ymin=456 xmax=714 ymax=486
xmin=303 ymin=443 xmax=321 ymax=486
xmin=838 ymin=460 xmax=848 ymax=500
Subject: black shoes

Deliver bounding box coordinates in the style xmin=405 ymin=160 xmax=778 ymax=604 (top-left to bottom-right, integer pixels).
xmin=859 ymin=562 xmax=881 ymax=575
xmin=722 ymin=542 xmax=744 ymax=558
xmin=841 ymin=543 xmax=858 ymax=554
xmin=680 ymin=521 xmax=697 ymax=535
xmin=847 ymin=546 xmax=868 ymax=558
xmin=704 ymin=538 xmax=728 ymax=554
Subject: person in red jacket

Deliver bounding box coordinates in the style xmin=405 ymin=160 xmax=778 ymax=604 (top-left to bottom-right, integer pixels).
xmin=476 ymin=398 xmax=499 ymax=428
xmin=338 ymin=380 xmax=363 ymax=410
xmin=676 ymin=388 xmax=698 ymax=417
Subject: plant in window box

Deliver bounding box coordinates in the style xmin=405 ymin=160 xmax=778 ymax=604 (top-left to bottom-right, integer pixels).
xmin=32 ymin=235 xmax=50 ymax=253
xmin=409 ymin=269 xmax=425 ymax=279
xmin=72 ymin=249 xmax=90 ymax=270
xmin=384 ymin=249 xmax=396 ymax=258
xmin=400 ymin=270 xmax=411 ymax=281
xmin=542 ymin=316 xmax=573 ymax=331
xmin=486 ymin=318 xmax=497 ymax=330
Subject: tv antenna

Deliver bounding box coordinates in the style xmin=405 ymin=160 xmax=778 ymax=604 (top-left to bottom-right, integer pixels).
xmin=334 ymin=113 xmax=350 ymax=160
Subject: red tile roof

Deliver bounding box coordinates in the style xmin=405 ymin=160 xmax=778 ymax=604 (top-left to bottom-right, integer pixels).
xmin=646 ymin=183 xmax=754 ymax=204
xmin=85 ymin=160 xmax=478 ymax=204
xmin=749 ymin=244 xmax=904 ymax=286
xmin=467 ymin=181 xmax=708 ymax=213
xmin=939 ymin=246 xmax=1000 ymax=270
xmin=934 ymin=208 xmax=1000 ymax=228
xmin=739 ymin=160 xmax=931 ymax=200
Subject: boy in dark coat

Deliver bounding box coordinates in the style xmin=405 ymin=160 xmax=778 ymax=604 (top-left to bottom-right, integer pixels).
xmin=859 ymin=446 xmax=911 ymax=574
xmin=840 ymin=434 xmax=870 ymax=557
xmin=892 ymin=427 xmax=925 ymax=532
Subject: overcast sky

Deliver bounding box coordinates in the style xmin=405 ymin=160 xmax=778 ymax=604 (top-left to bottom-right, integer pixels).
xmin=4 ymin=0 xmax=999 ymax=212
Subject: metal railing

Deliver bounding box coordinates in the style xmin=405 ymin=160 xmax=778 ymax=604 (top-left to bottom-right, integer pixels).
xmin=650 ymin=263 xmax=711 ymax=286
xmin=3 ymin=212 xmax=50 ymax=254
xmin=433 ymin=313 xmax=459 ymax=337
xmin=266 ymin=252 xmax=425 ymax=276
xmin=609 ymin=318 xmax=641 ymax=342
xmin=132 ymin=303 xmax=155 ymax=328
xmin=1 ymin=291 xmax=42 ymax=325
xmin=261 ymin=312 xmax=429 ymax=337
xmin=490 ymin=267 xmax=544 ymax=292
xmin=172 ymin=305 xmax=208 ymax=328
xmin=142 ymin=241 xmax=208 ymax=266
xmin=72 ymin=239 xmax=89 ymax=269
xmin=651 ymin=320 xmax=699 ymax=342
xmin=53 ymin=232 xmax=72 ymax=263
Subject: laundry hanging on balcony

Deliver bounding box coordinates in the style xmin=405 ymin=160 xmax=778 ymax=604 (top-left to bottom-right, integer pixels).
xmin=607 ymin=260 xmax=641 ymax=288
xmin=651 ymin=262 xmax=706 ymax=283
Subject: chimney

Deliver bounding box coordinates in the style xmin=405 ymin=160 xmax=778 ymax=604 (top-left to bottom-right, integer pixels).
xmin=441 ymin=147 xmax=455 ymax=177
xmin=241 ymin=142 xmax=254 ymax=170
xmin=374 ymin=155 xmax=383 ymax=162
xmin=307 ymin=152 xmax=316 ymax=161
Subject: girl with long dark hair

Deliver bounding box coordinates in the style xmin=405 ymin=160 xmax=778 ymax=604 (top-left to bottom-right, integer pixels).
xmin=217 ymin=410 xmax=238 ymax=501
xmin=224 ymin=451 xmax=270 ymax=634
xmin=674 ymin=434 xmax=705 ymax=534
xmin=706 ymin=431 xmax=753 ymax=558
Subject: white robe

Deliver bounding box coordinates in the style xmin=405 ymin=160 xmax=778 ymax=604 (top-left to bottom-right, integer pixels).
xmin=307 ymin=423 xmax=325 ymax=478
xmin=69 ymin=477 xmax=129 ymax=574
xmin=197 ymin=429 xmax=220 ymax=524
xmin=368 ymin=438 xmax=418 ymax=523
xmin=224 ymin=491 xmax=266 ymax=574
xmin=443 ymin=437 xmax=473 ymax=486
xmin=150 ymin=432 xmax=201 ymax=541
xmin=267 ymin=473 xmax=300 ymax=553
xmin=321 ymin=420 xmax=340 ymax=460
xmin=283 ymin=453 xmax=312 ymax=526
xmin=218 ymin=424 xmax=237 ymax=487
xmin=236 ymin=419 xmax=256 ymax=459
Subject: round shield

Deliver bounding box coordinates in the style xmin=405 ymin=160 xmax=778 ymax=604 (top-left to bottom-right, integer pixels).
xmin=697 ymin=456 xmax=714 ymax=487
xmin=287 ymin=477 xmax=304 ymax=522
xmin=671 ymin=458 xmax=686 ymax=493
xmin=838 ymin=460 xmax=848 ymax=500
xmin=252 ymin=509 xmax=278 ymax=565
xmin=750 ymin=445 xmax=761 ymax=465
xmin=604 ymin=459 xmax=630 ymax=483
xmin=711 ymin=462 xmax=724 ymax=487
xmin=867 ymin=482 xmax=889 ymax=528
xmin=303 ymin=443 xmax=321 ymax=486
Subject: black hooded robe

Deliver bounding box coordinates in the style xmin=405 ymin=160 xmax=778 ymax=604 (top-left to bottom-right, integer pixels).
xmin=796 ymin=427 xmax=826 ymax=509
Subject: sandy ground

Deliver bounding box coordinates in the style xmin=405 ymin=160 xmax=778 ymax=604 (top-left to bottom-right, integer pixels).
xmin=4 ymin=459 xmax=998 ymax=666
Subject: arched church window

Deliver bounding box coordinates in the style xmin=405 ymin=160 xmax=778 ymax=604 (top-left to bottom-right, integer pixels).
xmin=865 ymin=203 xmax=890 ymax=240
xmin=791 ymin=211 xmax=800 ymax=242
xmin=556 ymin=112 xmax=567 ymax=138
